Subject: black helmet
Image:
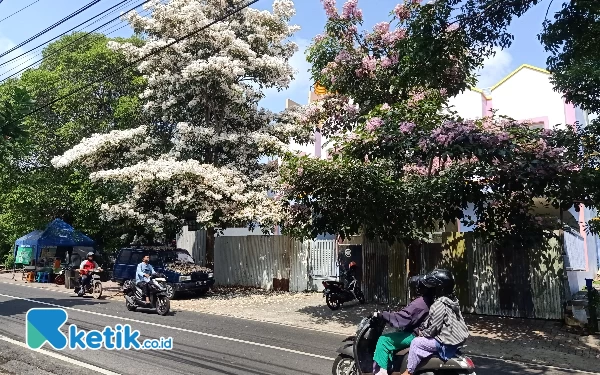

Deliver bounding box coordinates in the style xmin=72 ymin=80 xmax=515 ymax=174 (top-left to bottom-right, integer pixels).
xmin=423 ymin=269 xmax=455 ymax=297
xmin=408 ymin=275 xmax=429 ymax=297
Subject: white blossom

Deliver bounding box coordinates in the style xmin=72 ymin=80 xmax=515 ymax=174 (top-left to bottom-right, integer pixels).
xmin=55 ymin=0 xmax=306 ymax=233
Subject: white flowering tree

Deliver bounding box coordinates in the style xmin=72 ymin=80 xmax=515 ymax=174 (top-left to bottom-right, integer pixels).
xmin=52 ymin=0 xmax=310 ymax=243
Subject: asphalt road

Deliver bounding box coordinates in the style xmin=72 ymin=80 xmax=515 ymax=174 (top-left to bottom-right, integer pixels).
xmin=0 ymin=282 xmax=595 ymax=375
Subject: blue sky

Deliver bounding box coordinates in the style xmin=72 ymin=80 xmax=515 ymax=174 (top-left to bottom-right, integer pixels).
xmin=0 ymin=0 xmax=563 ymax=113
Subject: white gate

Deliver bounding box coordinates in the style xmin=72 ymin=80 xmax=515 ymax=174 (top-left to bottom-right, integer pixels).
xmin=308 ymin=240 xmax=338 ymax=290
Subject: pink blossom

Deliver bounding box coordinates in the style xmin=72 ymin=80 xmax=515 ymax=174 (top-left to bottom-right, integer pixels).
xmin=343 ymin=101 xmax=359 ymax=116
xmin=408 ymin=90 xmax=426 ymax=106
xmin=412 ymin=0 xmax=421 ymax=4
xmin=343 ymin=25 xmax=358 ymax=42
xmin=373 ymin=22 xmax=390 ymax=34
xmin=399 ymin=122 xmax=416 ymax=133
xmin=335 ymin=50 xmax=352 ymax=63
xmin=381 ymin=103 xmax=391 ymax=111
xmin=361 ymin=56 xmax=377 ymax=72
xmin=446 ymin=23 xmax=459 ymax=32
xmin=382 ymin=28 xmax=407 ymax=45
xmin=496 ymin=132 xmax=510 ymax=142
xmin=380 ymin=56 xmax=393 ymax=68
xmin=439 ymin=88 xmax=447 ymax=97
xmin=341 ymin=0 xmax=362 ymax=20
xmin=321 ymin=0 xmax=338 ymax=18
xmin=394 ymin=4 xmax=410 ymax=20
xmin=314 ymin=34 xmax=326 ymax=43
xmin=297 ymin=167 xmax=304 ymax=176
xmin=366 ymin=117 xmax=383 ymax=132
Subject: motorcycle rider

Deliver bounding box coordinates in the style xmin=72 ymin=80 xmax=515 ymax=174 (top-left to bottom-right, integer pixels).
xmin=136 ymin=254 xmax=156 ymax=304
xmin=372 ymin=275 xmax=434 ymax=375
xmin=78 ymin=252 xmax=101 ymax=296
xmin=344 ymin=261 xmax=358 ymax=290
xmin=401 ymin=269 xmax=469 ymax=375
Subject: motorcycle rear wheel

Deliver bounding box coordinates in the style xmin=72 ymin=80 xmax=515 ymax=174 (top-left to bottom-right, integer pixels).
xmin=356 ymin=290 xmax=365 ymax=304
xmin=54 ymin=274 xmax=65 ymax=285
xmin=326 ymin=294 xmax=341 ymax=310
xmin=156 ymin=295 xmax=170 ymax=316
xmin=332 ymin=355 xmax=357 ymax=375
xmin=125 ymin=298 xmax=137 ymax=311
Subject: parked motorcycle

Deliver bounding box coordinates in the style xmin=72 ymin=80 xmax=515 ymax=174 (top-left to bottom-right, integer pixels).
xmin=123 ymin=274 xmax=170 ymax=316
xmin=323 ymin=276 xmax=365 ymax=310
xmin=332 ymin=314 xmax=476 ymax=375
xmin=73 ymin=269 xmax=103 ymax=299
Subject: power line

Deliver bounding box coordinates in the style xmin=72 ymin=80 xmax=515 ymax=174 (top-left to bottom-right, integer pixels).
xmin=0 ymin=0 xmax=41 ymax=24
xmin=0 ymin=0 xmax=152 ymax=83
xmin=16 ymin=0 xmax=259 ymax=123
xmin=0 ymin=0 xmax=135 ymax=68
xmin=0 ymin=0 xmax=101 ymax=59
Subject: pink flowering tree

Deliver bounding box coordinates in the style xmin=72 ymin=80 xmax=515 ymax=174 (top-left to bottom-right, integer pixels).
xmin=280 ymin=0 xmax=583 ymax=245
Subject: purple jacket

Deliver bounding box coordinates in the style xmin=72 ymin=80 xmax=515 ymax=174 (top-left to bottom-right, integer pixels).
xmin=381 ymin=296 xmax=433 ymax=335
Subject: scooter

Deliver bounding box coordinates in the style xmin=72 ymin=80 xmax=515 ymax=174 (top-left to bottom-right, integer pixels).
xmin=332 ymin=314 xmax=476 ymax=375
xmin=323 ymin=276 xmax=365 ymax=310
xmin=73 ymin=269 xmax=103 ymax=299
xmin=123 ymin=274 xmax=170 ymax=316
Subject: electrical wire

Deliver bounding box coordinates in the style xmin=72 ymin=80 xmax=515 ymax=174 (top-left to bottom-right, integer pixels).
xmin=0 ymin=0 xmax=136 ymax=68
xmin=0 ymin=0 xmax=40 ymax=24
xmin=0 ymin=0 xmax=152 ymax=83
xmin=15 ymin=0 xmax=260 ymax=123
xmin=0 ymin=0 xmax=101 ymax=59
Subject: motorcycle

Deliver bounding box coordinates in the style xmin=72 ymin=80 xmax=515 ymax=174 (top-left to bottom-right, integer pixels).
xmin=73 ymin=268 xmax=103 ymax=299
xmin=123 ymin=274 xmax=171 ymax=316
xmin=323 ymin=276 xmax=365 ymax=310
xmin=332 ymin=314 xmax=476 ymax=375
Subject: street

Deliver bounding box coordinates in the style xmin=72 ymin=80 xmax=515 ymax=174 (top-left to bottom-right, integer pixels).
xmin=0 ymin=282 xmax=595 ymax=375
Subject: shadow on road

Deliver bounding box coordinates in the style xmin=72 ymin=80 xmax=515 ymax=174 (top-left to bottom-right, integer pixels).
xmin=475 ymin=356 xmax=584 ymax=374
xmin=0 ymin=296 xmax=109 ymax=317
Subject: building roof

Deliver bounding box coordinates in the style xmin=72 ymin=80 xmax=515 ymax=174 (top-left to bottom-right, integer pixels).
xmin=470 ymin=64 xmax=550 ymax=99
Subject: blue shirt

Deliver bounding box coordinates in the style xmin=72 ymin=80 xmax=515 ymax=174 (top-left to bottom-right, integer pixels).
xmin=136 ymin=262 xmax=155 ymax=282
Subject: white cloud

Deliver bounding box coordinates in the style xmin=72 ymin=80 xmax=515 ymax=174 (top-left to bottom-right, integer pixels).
xmin=261 ymin=38 xmax=312 ymax=112
xmin=0 ymin=35 xmax=37 ymax=81
xmin=475 ymin=47 xmax=513 ymax=89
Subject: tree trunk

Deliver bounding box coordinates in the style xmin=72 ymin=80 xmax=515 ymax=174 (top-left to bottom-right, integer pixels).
xmin=205 ymin=227 xmax=215 ymax=269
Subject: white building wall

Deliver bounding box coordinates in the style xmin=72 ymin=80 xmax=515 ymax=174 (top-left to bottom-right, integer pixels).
xmin=448 ymin=88 xmax=483 ymax=119
xmin=491 ymin=68 xmax=566 ymax=128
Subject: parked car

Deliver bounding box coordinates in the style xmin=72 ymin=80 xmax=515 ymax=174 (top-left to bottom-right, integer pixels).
xmin=112 ymin=247 xmax=214 ymax=299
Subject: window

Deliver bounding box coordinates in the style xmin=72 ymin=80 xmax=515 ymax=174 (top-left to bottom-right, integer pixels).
xmin=129 ymin=252 xmax=144 ymax=265
xmin=149 ymin=253 xmax=160 ymax=266
xmin=117 ymin=249 xmax=131 ymax=264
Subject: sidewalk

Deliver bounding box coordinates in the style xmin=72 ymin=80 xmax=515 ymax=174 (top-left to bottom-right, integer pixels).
xmin=0 ymin=272 xmax=122 ymax=299
xmin=2 ymin=274 xmax=600 ymax=372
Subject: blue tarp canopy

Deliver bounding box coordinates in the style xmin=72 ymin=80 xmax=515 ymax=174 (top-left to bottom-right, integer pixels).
xmin=14 ymin=219 xmax=95 ymax=261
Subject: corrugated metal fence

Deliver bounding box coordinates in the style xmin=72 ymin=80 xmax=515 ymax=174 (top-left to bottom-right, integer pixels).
xmin=214 ymin=236 xmax=310 ymax=292
xmin=176 ymin=226 xmax=207 ymax=266
xmin=419 ymin=232 xmax=565 ymax=319
xmin=361 ymin=237 xmax=408 ymax=306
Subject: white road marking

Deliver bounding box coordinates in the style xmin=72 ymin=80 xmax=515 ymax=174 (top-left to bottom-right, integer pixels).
xmin=0 ymin=292 xmax=334 ymax=361
xmin=0 ymin=334 xmax=120 ymax=375
xmin=468 ymin=353 xmax=600 ymax=374
xmin=6 ymin=282 xmax=597 ymax=374
xmin=1 ymin=280 xmax=349 ymax=336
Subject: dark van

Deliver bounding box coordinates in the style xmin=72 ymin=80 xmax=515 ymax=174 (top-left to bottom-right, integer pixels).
xmin=112 ymin=247 xmax=214 ymax=299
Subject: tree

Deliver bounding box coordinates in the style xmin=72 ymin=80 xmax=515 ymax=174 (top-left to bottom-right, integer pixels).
xmin=52 ymin=1 xmax=309 ymax=242
xmin=277 ymin=0 xmax=581 ymax=245
xmin=539 ymin=0 xmax=600 ymax=114
xmin=0 ymin=33 xmax=146 ymax=256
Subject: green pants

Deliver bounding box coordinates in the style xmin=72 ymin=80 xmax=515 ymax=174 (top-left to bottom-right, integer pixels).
xmin=373 ymin=331 xmax=416 ymax=370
